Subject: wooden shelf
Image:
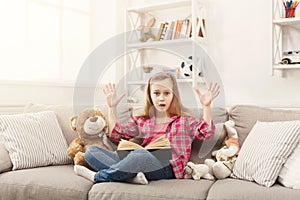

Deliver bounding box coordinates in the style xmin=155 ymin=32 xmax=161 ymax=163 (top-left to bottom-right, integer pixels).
xmin=273 ymin=18 xmax=300 ymax=26
xmin=127 ymin=0 xmax=191 ymax=13
xmin=128 ymin=78 xmax=196 ymax=85
xmin=273 ymin=64 xmax=300 ymax=69
xmin=127 ymin=37 xmax=205 ymax=49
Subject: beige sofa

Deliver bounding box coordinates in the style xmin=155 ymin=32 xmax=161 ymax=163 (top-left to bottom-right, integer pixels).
xmin=0 ymin=103 xmax=300 ymax=200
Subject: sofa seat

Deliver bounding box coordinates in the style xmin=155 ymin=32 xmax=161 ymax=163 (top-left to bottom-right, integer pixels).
xmin=206 ymin=178 xmax=300 ymax=200
xmin=0 ymin=165 xmax=93 ymax=200
xmin=89 ymin=179 xmax=215 ymax=200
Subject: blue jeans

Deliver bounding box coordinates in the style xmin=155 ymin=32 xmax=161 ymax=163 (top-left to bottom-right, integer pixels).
xmin=84 ymin=146 xmax=174 ymax=183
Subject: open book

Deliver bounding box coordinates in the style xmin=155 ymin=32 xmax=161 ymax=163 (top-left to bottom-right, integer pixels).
xmin=117 ymin=135 xmax=172 ymax=161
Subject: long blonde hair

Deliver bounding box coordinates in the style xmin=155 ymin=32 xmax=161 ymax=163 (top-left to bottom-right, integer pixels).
xmin=138 ymin=72 xmax=185 ymax=118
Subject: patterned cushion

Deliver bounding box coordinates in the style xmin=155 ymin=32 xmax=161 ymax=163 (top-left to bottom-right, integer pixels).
xmin=0 ymin=111 xmax=71 ymax=170
xmin=232 ymin=120 xmax=300 ymax=187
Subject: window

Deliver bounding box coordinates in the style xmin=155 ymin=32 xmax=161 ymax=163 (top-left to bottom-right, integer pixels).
xmin=0 ymin=0 xmax=91 ymax=82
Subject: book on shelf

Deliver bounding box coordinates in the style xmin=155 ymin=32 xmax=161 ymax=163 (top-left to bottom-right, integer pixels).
xmin=164 ymin=21 xmax=175 ymax=40
xmin=155 ymin=23 xmax=165 ymax=41
xmin=186 ymin=18 xmax=192 ymax=38
xmin=173 ymin=19 xmax=183 ymax=39
xmin=159 ymin=22 xmax=169 ymax=40
xmin=197 ymin=18 xmax=205 ymax=37
xmin=180 ymin=19 xmax=189 ymax=38
xmin=117 ymin=135 xmax=172 ymax=161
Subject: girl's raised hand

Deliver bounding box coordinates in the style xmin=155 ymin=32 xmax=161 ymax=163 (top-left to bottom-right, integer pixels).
xmin=103 ymin=83 xmax=125 ymax=108
xmin=195 ymin=83 xmax=220 ymax=106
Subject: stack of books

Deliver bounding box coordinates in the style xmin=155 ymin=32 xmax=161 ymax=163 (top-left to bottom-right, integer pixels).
xmin=155 ymin=18 xmax=205 ymax=41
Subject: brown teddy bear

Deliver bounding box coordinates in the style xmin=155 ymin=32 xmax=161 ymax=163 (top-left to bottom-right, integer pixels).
xmin=67 ymin=108 xmax=113 ymax=167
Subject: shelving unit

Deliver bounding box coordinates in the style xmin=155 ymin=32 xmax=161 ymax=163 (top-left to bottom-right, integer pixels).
xmin=128 ymin=78 xmax=194 ymax=85
xmin=124 ymin=0 xmax=207 ymax=104
xmin=272 ymin=0 xmax=300 ymax=76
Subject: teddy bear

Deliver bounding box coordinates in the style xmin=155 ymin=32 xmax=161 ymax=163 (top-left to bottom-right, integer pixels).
xmin=204 ymin=120 xmax=240 ymax=179
xmin=67 ymin=108 xmax=113 ymax=167
xmin=184 ymin=161 xmax=214 ymax=180
xmin=137 ymin=17 xmax=156 ymax=42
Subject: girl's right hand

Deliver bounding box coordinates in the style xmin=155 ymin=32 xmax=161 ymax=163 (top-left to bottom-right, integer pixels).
xmin=103 ymin=83 xmax=125 ymax=108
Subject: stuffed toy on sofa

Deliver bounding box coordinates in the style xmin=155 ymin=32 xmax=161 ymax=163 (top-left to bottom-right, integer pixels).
xmin=184 ymin=161 xmax=214 ymax=180
xmin=204 ymin=120 xmax=240 ymax=179
xmin=67 ymin=108 xmax=113 ymax=167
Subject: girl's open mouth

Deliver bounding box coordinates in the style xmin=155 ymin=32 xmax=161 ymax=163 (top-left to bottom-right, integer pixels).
xmin=158 ymin=103 xmax=166 ymax=108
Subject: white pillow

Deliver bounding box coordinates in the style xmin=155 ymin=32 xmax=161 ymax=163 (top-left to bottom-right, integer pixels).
xmin=0 ymin=111 xmax=71 ymax=170
xmin=232 ymin=120 xmax=300 ymax=187
xmin=278 ymin=142 xmax=300 ymax=189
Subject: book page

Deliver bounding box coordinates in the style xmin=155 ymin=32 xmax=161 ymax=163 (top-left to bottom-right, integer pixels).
xmin=145 ymin=135 xmax=171 ymax=150
xmin=117 ymin=139 xmax=143 ymax=150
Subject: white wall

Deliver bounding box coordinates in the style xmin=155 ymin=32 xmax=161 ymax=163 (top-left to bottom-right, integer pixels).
xmin=208 ymin=0 xmax=300 ymax=107
xmin=127 ymin=0 xmax=300 ymax=108
xmin=2 ymin=0 xmax=300 ymax=113
xmin=0 ymin=0 xmax=121 ymax=113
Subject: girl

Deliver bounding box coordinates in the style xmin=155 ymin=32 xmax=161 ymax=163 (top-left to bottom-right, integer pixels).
xmin=74 ymin=72 xmax=220 ymax=184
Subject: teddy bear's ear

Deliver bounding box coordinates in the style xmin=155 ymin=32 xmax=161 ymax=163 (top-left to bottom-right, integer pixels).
xmin=70 ymin=116 xmax=77 ymax=131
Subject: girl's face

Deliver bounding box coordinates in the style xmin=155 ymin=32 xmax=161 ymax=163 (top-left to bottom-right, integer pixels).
xmin=150 ymin=79 xmax=174 ymax=114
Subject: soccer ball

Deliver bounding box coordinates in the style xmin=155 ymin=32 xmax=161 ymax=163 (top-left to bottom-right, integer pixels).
xmin=180 ymin=56 xmax=202 ymax=78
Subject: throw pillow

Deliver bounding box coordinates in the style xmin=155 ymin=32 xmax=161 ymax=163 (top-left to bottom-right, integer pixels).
xmin=278 ymin=142 xmax=300 ymax=189
xmin=0 ymin=111 xmax=71 ymax=170
xmin=0 ymin=142 xmax=12 ymax=173
xmin=232 ymin=120 xmax=300 ymax=187
xmin=23 ymin=103 xmax=77 ymax=145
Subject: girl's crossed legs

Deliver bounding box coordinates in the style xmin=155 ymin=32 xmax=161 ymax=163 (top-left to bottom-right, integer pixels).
xmin=74 ymin=146 xmax=174 ymax=184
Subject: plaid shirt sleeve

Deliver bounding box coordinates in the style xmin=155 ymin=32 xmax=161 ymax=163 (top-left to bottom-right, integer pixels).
xmin=110 ymin=116 xmax=140 ymax=142
xmin=189 ymin=117 xmax=216 ymax=141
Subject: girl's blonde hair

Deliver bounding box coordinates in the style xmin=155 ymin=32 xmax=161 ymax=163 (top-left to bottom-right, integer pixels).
xmin=138 ymin=72 xmax=185 ymax=118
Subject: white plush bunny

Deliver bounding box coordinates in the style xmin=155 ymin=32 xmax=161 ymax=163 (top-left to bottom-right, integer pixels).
xmin=184 ymin=161 xmax=214 ymax=180
xmin=204 ymin=120 xmax=240 ymax=179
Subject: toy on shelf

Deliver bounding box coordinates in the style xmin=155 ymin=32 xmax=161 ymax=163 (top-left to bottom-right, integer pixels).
xmin=281 ymin=50 xmax=300 ymax=64
xmin=180 ymin=56 xmax=203 ymax=78
xmin=137 ymin=17 xmax=156 ymax=42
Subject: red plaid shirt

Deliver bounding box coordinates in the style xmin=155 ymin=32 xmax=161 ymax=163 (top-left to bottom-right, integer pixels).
xmin=110 ymin=115 xmax=215 ymax=179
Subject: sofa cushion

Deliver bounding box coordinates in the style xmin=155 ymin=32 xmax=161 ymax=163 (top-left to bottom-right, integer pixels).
xmin=24 ymin=103 xmax=77 ymax=145
xmin=207 ymin=178 xmax=300 ymax=200
xmin=190 ymin=122 xmax=227 ymax=164
xmin=229 ymin=105 xmax=300 ymax=147
xmin=0 ymin=165 xmax=93 ymax=200
xmin=278 ymin=141 xmax=300 ymax=189
xmin=180 ymin=106 xmax=229 ymax=164
xmin=232 ymin=120 xmax=300 ymax=187
xmin=89 ymin=179 xmax=214 ymax=200
xmin=0 ymin=142 xmax=12 ymax=173
xmin=0 ymin=111 xmax=71 ymax=170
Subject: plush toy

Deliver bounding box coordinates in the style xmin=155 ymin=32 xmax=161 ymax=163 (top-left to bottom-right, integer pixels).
xmin=184 ymin=161 xmax=214 ymax=180
xmin=180 ymin=56 xmax=203 ymax=78
xmin=137 ymin=17 xmax=156 ymax=42
xmin=204 ymin=120 xmax=240 ymax=179
xmin=67 ymin=108 xmax=113 ymax=167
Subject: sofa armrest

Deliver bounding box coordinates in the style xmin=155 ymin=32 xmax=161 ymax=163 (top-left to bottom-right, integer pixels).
xmin=0 ymin=142 xmax=12 ymax=173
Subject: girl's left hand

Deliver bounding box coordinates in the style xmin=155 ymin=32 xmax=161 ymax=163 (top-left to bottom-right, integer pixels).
xmin=195 ymin=83 xmax=220 ymax=106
